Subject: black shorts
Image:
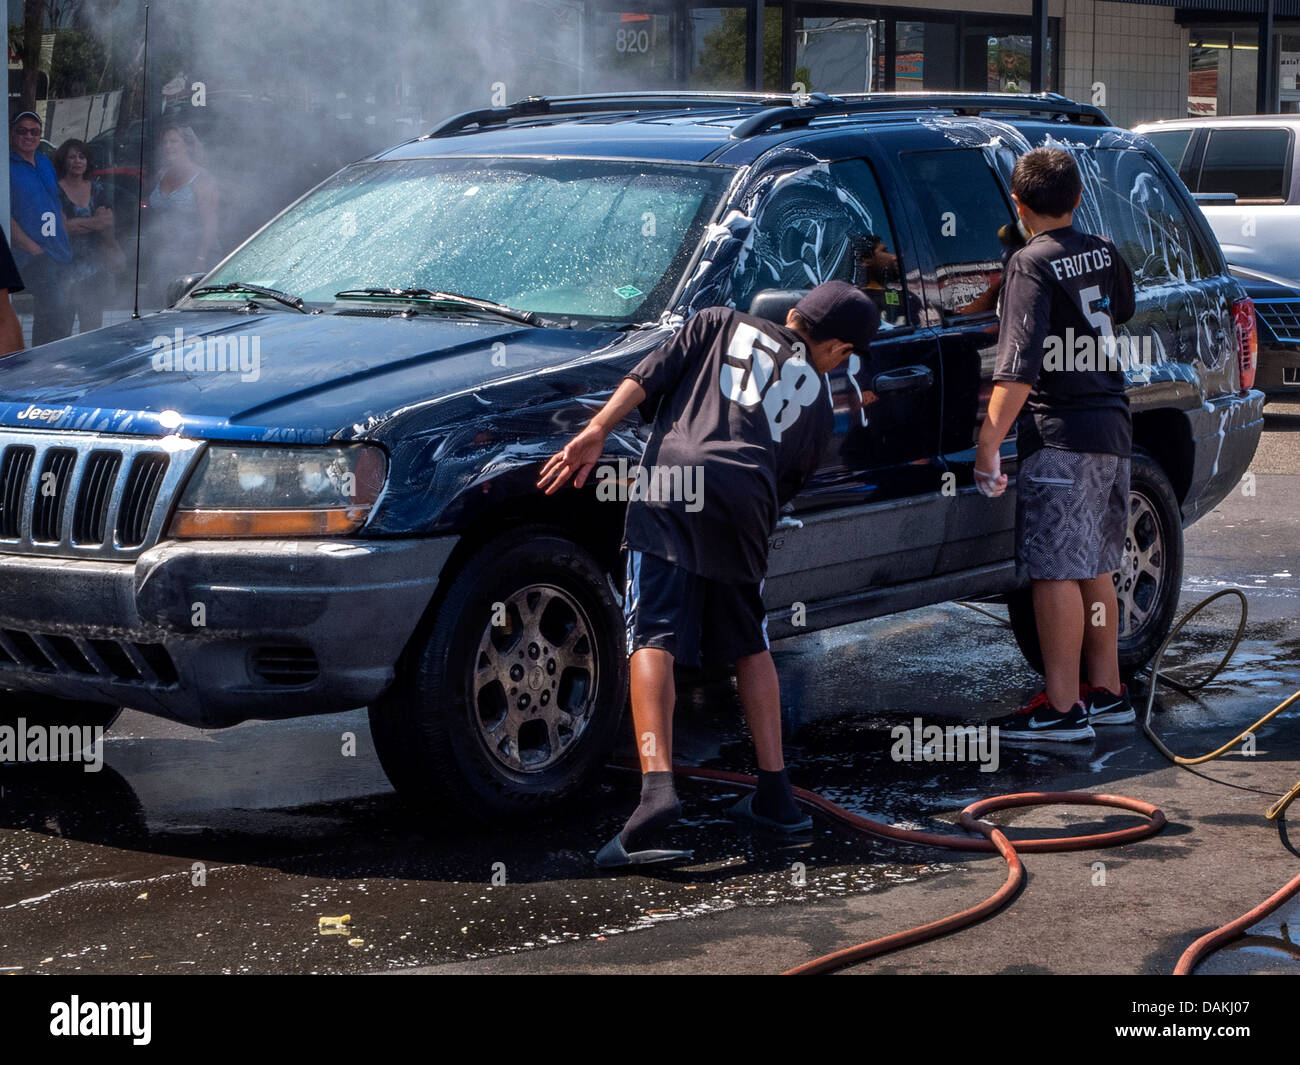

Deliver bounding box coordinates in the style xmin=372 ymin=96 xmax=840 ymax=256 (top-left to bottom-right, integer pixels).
xmin=624 ymin=550 xmax=769 ymax=667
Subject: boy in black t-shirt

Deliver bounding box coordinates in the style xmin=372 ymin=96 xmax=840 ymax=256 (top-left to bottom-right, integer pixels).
xmin=975 ymin=147 xmax=1137 ymax=742
xmin=539 ymin=282 xmax=879 ymax=866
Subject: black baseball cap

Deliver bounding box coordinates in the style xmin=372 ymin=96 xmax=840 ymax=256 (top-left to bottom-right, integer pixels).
xmin=793 ymin=280 xmax=881 ymax=353
xmin=10 ymin=111 xmax=41 ymax=129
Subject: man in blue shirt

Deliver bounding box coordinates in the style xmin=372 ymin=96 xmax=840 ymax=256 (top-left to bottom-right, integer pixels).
xmin=9 ymin=110 xmax=74 ymax=345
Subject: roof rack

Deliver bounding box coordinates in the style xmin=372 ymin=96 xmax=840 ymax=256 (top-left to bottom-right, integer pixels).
xmin=423 ymin=92 xmax=796 ymax=138
xmin=729 ymin=92 xmax=1113 ymax=138
xmin=422 ymin=90 xmax=1113 ymax=140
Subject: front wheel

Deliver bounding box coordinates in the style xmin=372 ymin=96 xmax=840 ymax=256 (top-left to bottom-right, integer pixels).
xmin=1007 ymin=450 xmax=1184 ymax=675
xmin=369 ymin=528 xmax=628 ymax=822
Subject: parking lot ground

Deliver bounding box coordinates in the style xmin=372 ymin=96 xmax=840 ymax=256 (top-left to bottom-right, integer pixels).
xmin=1 ymin=402 xmax=1297 ymax=976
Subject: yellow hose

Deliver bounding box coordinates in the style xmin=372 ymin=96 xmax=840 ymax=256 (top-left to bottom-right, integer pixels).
xmin=1139 ymin=588 xmax=1300 ymax=819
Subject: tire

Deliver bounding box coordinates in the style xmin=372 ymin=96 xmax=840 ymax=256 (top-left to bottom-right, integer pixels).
xmin=1007 ymin=450 xmax=1184 ymax=676
xmin=369 ymin=528 xmax=627 ymax=822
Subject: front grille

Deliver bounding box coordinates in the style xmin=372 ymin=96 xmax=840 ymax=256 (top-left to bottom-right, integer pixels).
xmin=1255 ymin=300 xmax=1300 ymax=344
xmin=0 ymin=629 xmax=178 ymax=687
xmin=0 ymin=429 xmax=203 ymax=560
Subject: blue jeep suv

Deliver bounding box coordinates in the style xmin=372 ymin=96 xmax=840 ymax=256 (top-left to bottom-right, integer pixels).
xmin=0 ymin=92 xmax=1265 ymax=818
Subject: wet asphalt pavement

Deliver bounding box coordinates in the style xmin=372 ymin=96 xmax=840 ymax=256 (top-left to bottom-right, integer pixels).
xmin=2 ymin=401 xmax=1298 ymax=976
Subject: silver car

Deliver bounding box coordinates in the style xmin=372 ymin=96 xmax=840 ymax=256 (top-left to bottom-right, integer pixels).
xmin=1137 ymin=115 xmax=1300 ymax=394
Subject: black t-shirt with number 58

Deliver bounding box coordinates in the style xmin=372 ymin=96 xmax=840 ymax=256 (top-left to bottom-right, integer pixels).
xmin=992 ymin=225 xmax=1136 ymax=460
xmin=622 ymin=306 xmax=834 ymax=585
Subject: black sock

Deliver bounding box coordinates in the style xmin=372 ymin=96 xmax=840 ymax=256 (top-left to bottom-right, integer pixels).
xmin=752 ymin=768 xmax=803 ymax=824
xmin=619 ymin=771 xmax=682 ymax=851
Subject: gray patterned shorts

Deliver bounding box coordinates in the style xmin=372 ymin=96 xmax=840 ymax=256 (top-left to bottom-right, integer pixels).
xmin=1016 ymin=448 xmax=1130 ymax=582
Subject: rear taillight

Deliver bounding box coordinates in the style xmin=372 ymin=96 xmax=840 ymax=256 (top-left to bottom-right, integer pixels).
xmin=1232 ymin=298 xmax=1258 ymax=392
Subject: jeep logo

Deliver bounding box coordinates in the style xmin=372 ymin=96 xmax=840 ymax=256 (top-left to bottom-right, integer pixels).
xmin=15 ymin=404 xmax=72 ymax=424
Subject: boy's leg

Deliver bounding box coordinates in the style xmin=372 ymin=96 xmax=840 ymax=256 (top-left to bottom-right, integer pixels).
xmin=630 ymin=647 xmax=675 ymax=773
xmin=735 ymin=649 xmax=805 ymax=825
xmin=1080 ymin=572 xmax=1122 ymax=695
xmin=601 ymin=551 xmax=700 ymax=862
xmin=734 ymin=650 xmax=782 ymax=772
xmin=619 ymin=647 xmax=683 ymax=850
xmin=1031 ymin=577 xmax=1085 ymax=712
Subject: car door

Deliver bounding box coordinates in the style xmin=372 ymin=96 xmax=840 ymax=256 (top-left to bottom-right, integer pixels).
xmin=725 ymin=151 xmax=947 ymax=617
xmin=894 ymin=145 xmax=1021 ymax=578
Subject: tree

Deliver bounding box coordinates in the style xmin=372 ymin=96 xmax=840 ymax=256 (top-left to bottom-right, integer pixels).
xmin=691 ymin=8 xmax=783 ymax=92
xmin=20 ymin=0 xmax=44 ymax=110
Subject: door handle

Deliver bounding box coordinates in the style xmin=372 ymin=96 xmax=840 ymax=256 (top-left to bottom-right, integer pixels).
xmin=872 ymin=365 xmax=934 ymax=393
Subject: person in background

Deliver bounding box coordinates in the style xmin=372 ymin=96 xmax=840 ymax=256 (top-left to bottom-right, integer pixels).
xmin=9 ymin=110 xmax=75 ymax=344
xmin=0 ymin=226 xmax=26 ymax=356
xmin=147 ymin=124 xmax=220 ymax=300
xmin=55 ymin=138 xmax=124 ymax=334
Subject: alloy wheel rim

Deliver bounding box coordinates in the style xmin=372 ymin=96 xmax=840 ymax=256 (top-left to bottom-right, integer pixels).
xmin=471 ymin=583 xmax=598 ymax=774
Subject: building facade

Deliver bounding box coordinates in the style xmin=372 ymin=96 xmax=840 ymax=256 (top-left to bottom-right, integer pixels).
xmin=579 ymin=1 xmax=1300 ymax=128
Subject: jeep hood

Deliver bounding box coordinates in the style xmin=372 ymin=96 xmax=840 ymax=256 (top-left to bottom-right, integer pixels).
xmin=0 ymin=310 xmax=616 ymax=443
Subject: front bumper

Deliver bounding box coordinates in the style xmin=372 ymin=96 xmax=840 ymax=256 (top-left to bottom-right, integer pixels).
xmin=0 ymin=535 xmax=458 ymax=727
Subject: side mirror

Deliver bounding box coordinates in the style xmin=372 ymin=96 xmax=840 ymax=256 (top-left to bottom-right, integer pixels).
xmin=166 ymin=273 xmax=206 ymax=307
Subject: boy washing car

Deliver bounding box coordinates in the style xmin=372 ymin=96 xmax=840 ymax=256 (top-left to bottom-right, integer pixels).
xmin=975 ymin=147 xmax=1137 ymax=742
xmin=538 ymin=282 xmax=879 ymax=866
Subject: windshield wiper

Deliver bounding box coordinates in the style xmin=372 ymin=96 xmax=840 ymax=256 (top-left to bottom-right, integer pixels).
xmin=334 ymin=287 xmax=539 ymax=326
xmin=189 ymin=282 xmax=310 ymax=313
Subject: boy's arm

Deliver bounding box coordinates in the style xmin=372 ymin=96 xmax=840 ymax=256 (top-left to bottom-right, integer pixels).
xmin=537 ymin=377 xmax=647 ymax=494
xmin=538 ymin=309 xmax=720 ymax=493
xmin=975 ymin=260 xmax=1051 ymax=496
xmin=624 ymin=308 xmax=718 ymax=421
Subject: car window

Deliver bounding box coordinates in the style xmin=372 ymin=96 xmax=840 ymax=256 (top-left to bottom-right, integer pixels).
xmin=729 ymin=158 xmax=910 ymax=329
xmin=1142 ymin=129 xmax=1195 ymax=181
xmin=898 ymin=149 xmax=1016 ymax=316
xmin=1197 ymin=128 xmax=1292 ymax=202
xmin=1069 ymin=147 xmax=1216 ymax=284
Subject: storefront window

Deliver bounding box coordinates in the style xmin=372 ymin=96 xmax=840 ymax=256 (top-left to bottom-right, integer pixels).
xmin=1187 ymin=29 xmax=1258 ymax=116
xmin=794 ymin=17 xmax=882 ymax=93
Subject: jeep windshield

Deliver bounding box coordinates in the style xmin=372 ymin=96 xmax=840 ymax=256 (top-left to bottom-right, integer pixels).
xmin=192 ymin=156 xmax=733 ymax=325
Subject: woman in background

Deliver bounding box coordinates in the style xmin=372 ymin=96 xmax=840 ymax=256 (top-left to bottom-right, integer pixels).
xmin=147 ymin=124 xmax=220 ymax=300
xmin=55 ymin=138 xmax=124 ymax=333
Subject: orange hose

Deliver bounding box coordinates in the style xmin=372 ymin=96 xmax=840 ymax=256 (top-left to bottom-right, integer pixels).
xmin=663 ymin=766 xmax=1166 ymax=975
xmin=1174 ymin=871 xmax=1300 ymax=975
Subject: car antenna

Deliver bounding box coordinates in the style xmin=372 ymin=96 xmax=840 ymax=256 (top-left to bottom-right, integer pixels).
xmin=131 ymin=4 xmax=149 ymax=320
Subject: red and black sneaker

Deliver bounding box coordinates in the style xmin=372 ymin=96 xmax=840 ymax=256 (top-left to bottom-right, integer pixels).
xmin=990 ymin=691 xmax=1096 ymax=743
xmin=1081 ymin=682 xmax=1136 ymax=725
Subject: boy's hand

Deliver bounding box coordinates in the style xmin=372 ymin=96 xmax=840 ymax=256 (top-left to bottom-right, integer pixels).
xmin=538 ymin=424 xmax=607 ymax=494
xmin=974 ymin=450 xmax=1007 ymax=498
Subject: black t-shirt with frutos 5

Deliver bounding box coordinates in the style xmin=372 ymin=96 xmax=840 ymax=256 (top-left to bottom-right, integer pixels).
xmin=992 ymin=225 xmax=1136 ymax=460
xmin=621 ymin=306 xmax=834 ymax=586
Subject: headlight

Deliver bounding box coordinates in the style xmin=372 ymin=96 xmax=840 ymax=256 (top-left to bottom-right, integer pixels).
xmin=168 ymin=444 xmax=387 ymax=538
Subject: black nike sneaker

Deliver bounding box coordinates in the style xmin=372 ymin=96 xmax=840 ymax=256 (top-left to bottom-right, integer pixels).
xmin=1082 ymin=683 xmax=1136 ymax=725
xmin=990 ymin=692 xmax=1096 ymax=743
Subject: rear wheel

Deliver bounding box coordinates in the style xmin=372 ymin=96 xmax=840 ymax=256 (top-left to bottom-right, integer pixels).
xmin=1007 ymin=450 xmax=1184 ymax=676
xmin=369 ymin=528 xmax=627 ymax=822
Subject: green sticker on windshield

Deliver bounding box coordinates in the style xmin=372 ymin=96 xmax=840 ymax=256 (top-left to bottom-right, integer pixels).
xmin=614 ymin=285 xmax=643 ymax=300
